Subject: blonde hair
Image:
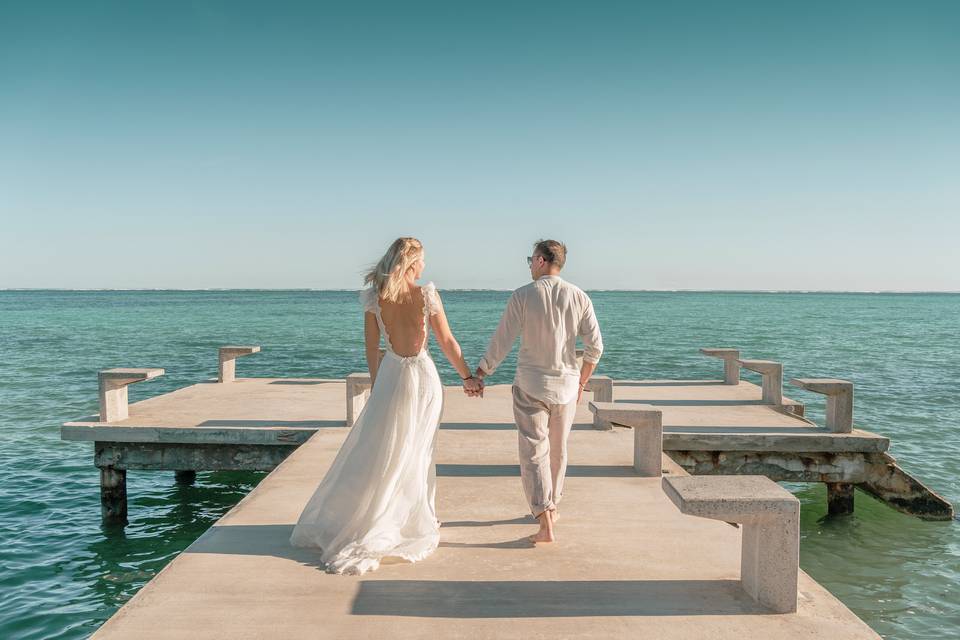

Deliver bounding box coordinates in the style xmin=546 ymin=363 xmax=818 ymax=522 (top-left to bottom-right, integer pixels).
xmin=364 ymin=237 xmax=424 ymax=303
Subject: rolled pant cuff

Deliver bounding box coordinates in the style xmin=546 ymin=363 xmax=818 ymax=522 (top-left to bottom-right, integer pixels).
xmin=532 ymin=501 xmax=556 ymax=518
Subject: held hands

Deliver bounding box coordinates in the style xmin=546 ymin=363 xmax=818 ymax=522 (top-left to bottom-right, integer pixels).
xmin=462 ymin=375 xmax=484 ymax=398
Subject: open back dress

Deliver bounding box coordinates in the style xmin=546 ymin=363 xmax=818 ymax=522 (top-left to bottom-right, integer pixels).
xmin=289 ymin=283 xmax=444 ymax=575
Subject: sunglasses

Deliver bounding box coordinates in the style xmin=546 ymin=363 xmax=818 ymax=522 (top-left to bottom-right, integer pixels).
xmin=526 ymin=255 xmax=542 ymax=266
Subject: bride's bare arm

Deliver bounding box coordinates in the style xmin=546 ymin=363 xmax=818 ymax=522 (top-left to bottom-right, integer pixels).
xmin=428 ymin=297 xmax=473 ymax=380
xmin=364 ymin=311 xmax=381 ymax=384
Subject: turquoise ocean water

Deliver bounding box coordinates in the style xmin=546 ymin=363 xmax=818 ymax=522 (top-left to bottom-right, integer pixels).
xmin=1 ymin=290 xmax=957 ymax=639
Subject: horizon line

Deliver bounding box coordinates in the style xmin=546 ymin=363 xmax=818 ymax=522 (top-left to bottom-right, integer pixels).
xmin=3 ymin=288 xmax=959 ymax=294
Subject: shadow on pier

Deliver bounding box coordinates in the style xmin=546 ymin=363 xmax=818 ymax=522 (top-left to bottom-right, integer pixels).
xmin=614 ymin=399 xmax=767 ymax=406
xmin=436 ymin=464 xmax=637 ymax=477
xmin=615 ymin=380 xmax=726 ymax=387
xmin=439 ymin=422 xmax=595 ymax=431
xmin=185 ymin=524 xmax=769 ymax=618
xmin=350 ymin=579 xmax=768 ymax=617
xmin=196 ymin=419 xmax=343 ymax=428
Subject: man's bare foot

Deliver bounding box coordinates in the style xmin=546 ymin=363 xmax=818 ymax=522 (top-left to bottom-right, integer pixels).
xmin=528 ymin=510 xmax=555 ymax=544
xmin=529 ymin=528 xmax=554 ymax=543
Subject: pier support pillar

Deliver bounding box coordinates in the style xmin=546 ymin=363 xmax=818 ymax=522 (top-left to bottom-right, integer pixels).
xmin=100 ymin=466 xmax=128 ymax=524
xmin=826 ymin=482 xmax=855 ymax=516
xmin=175 ymin=470 xmax=197 ymax=485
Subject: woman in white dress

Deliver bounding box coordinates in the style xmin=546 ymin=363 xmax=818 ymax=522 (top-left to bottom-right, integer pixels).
xmin=290 ymin=237 xmax=483 ymax=575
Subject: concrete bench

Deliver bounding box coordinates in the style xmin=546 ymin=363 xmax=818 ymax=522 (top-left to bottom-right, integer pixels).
xmin=218 ymin=346 xmax=261 ymax=383
xmin=789 ymin=378 xmax=853 ymax=433
xmin=699 ymin=348 xmax=740 ymax=385
xmin=583 ymin=375 xmax=613 ymax=403
xmin=345 ymin=349 xmax=387 ymax=427
xmin=99 ymin=368 xmax=165 ymax=422
xmin=662 ymin=475 xmax=800 ymax=613
xmin=737 ymin=359 xmax=783 ymax=405
xmin=346 ymin=373 xmax=373 ymax=427
xmin=588 ymin=402 xmax=663 ymax=477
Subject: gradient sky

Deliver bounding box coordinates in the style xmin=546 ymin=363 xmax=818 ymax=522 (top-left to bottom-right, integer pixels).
xmin=2 ymin=1 xmax=958 ymax=290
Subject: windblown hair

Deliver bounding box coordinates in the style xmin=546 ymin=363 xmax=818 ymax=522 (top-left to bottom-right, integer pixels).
xmin=533 ymin=239 xmax=567 ymax=269
xmin=364 ymin=237 xmax=424 ymax=303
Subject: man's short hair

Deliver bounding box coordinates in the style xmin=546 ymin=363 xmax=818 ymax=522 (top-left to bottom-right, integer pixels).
xmin=533 ymin=239 xmax=567 ymax=270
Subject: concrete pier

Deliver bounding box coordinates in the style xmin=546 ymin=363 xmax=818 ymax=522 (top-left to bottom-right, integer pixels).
xmin=605 ymin=375 xmax=953 ymax=520
xmin=61 ymin=345 xmax=955 ymax=635
xmin=64 ymin=368 xmax=953 ymax=521
xmin=87 ymin=384 xmax=880 ymax=639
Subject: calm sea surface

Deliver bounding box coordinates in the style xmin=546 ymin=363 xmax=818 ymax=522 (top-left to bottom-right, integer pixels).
xmin=1 ymin=290 xmax=957 ymax=639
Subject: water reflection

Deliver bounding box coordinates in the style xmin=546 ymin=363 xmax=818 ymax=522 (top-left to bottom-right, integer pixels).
xmin=796 ymin=485 xmax=958 ymax=638
xmin=82 ymin=472 xmax=266 ymax=625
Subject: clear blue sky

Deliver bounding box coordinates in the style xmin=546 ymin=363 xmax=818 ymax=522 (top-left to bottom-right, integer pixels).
xmin=2 ymin=1 xmax=957 ymax=290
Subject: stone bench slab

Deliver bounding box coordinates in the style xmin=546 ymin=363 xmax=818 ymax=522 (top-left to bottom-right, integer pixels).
xmin=219 ymin=346 xmax=261 ymax=356
xmin=662 ymin=475 xmax=797 ymax=521
xmin=790 ymin=378 xmax=851 ymax=394
xmin=589 ymin=401 xmax=663 ymax=476
xmin=789 ymin=378 xmax=854 ymax=433
xmin=663 ymin=474 xmax=800 ymax=613
xmin=100 ymin=368 xmax=165 ymax=381
xmin=218 ymin=346 xmax=261 ymax=383
xmin=699 ymin=348 xmax=741 ymax=385
xmin=99 ymin=368 xmax=165 ymax=422
xmin=737 ymin=360 xmax=780 ymax=374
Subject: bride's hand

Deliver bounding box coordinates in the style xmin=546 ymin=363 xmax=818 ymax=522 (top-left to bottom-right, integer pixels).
xmin=463 ymin=376 xmax=483 ymax=398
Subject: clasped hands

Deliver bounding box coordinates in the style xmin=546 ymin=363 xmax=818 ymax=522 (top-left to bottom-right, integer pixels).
xmin=462 ymin=375 xmax=484 ymax=398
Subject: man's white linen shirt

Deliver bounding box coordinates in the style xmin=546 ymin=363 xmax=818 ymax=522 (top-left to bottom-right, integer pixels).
xmin=478 ymin=275 xmax=603 ymax=405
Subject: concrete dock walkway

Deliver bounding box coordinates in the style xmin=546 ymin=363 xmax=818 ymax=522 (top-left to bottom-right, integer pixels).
xmin=91 ymin=384 xmax=879 ymax=639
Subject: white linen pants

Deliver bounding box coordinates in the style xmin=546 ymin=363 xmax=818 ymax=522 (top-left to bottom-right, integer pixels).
xmin=512 ymin=384 xmax=577 ymax=517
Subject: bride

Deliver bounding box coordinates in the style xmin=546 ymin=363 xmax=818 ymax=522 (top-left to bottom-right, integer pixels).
xmin=290 ymin=237 xmax=483 ymax=575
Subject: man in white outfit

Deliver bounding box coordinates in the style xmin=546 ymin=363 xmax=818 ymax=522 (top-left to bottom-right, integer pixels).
xmin=475 ymin=239 xmax=603 ymax=543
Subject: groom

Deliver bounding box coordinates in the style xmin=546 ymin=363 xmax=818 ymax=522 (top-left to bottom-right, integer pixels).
xmin=475 ymin=239 xmax=603 ymax=543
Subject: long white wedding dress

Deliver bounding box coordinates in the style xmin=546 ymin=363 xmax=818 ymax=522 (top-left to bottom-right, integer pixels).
xmin=289 ymin=283 xmax=444 ymax=575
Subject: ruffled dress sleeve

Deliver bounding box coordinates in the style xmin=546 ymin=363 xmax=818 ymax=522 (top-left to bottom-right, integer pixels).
xmin=422 ymin=282 xmax=441 ymax=316
xmin=359 ymin=287 xmax=379 ymax=313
